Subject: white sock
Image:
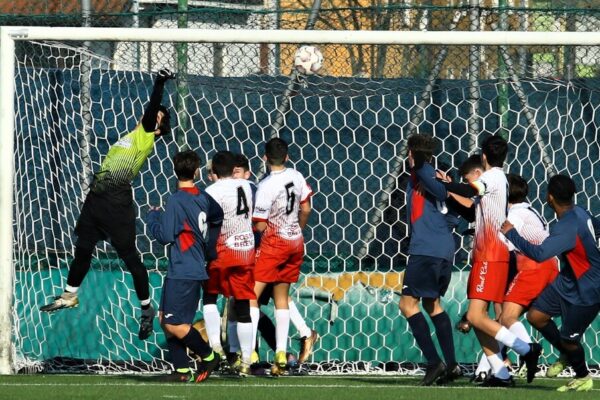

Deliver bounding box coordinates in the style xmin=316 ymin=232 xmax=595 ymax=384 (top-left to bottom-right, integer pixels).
xmin=487 ymin=353 xmax=511 ymax=379
xmin=495 ymin=326 xmax=530 ymax=355
xmin=288 ymin=300 xmax=312 ymax=338
xmin=65 ymin=285 xmax=79 ymax=294
xmin=250 ymin=307 xmax=260 ymax=350
xmin=475 ymin=353 xmax=491 ymax=375
xmin=227 ymin=320 xmax=240 ymax=353
xmin=275 ymin=309 xmax=290 ymax=353
xmin=202 ymin=304 xmax=223 ymax=354
xmin=237 ymin=322 xmax=254 ymax=364
xmin=509 ymin=321 xmax=532 ymax=344
xmin=140 ymin=298 xmax=151 ymax=307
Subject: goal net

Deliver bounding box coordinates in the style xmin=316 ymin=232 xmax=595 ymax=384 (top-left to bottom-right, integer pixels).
xmin=1 ymin=27 xmax=600 ymax=375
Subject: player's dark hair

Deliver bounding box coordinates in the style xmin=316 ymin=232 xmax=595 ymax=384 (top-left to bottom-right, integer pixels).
xmin=481 ymin=135 xmax=508 ymax=167
xmin=211 ymin=150 xmax=236 ymax=178
xmin=173 ymin=150 xmax=200 ymax=181
xmin=156 ymin=105 xmax=171 ymax=136
xmin=458 ymin=154 xmax=484 ymax=177
xmin=548 ymin=174 xmax=576 ymax=206
xmin=233 ymin=153 xmax=250 ymax=172
xmin=507 ymin=174 xmax=528 ymax=204
xmin=406 ymin=134 xmax=436 ymax=162
xmin=265 ymin=138 xmax=288 ymax=166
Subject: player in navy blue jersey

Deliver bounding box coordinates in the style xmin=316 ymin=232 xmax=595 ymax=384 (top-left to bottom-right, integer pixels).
xmin=146 ymin=150 xmax=223 ymax=383
xmin=399 ymin=134 xmax=460 ymax=386
xmin=501 ymin=174 xmax=600 ymax=392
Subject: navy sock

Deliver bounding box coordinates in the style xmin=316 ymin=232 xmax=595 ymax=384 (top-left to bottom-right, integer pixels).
xmin=407 ymin=312 xmax=441 ymax=365
xmin=258 ymin=314 xmax=277 ymax=352
xmin=431 ymin=312 xmax=456 ymax=366
xmin=181 ymin=327 xmax=212 ymax=359
xmin=537 ymin=320 xmax=565 ymax=353
xmin=166 ymin=336 xmax=189 ymax=370
xmin=565 ymin=342 xmax=589 ymax=378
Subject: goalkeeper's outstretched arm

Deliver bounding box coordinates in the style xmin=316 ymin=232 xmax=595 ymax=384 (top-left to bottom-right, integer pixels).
xmin=141 ymin=69 xmax=175 ymax=133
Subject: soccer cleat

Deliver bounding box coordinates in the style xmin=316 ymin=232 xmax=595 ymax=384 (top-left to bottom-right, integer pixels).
xmin=227 ymin=352 xmax=242 ymax=370
xmin=237 ymin=362 xmax=252 ymax=377
xmin=270 ymin=351 xmax=287 ymax=376
xmin=251 ymin=351 xmax=260 ymax=364
xmin=195 ymin=353 xmax=220 ymax=383
xmin=40 ymin=292 xmax=79 ymax=312
xmin=470 ymin=371 xmax=488 ymax=384
xmin=521 ymin=342 xmax=542 ymax=383
xmin=556 ymin=376 xmax=593 ymax=392
xmin=138 ymin=304 xmax=155 ymax=340
xmin=546 ymin=354 xmax=567 ymax=378
xmin=420 ymin=362 xmax=446 ymax=386
xmin=298 ymin=330 xmax=319 ymax=363
xmin=480 ymin=375 xmax=516 ymax=388
xmin=161 ymin=370 xmax=194 ymax=383
xmin=437 ymin=363 xmax=463 ymax=385
xmin=515 ymin=362 xmax=528 ymax=380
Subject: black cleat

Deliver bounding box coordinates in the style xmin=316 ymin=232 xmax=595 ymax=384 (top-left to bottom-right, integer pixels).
xmin=195 ymin=353 xmax=220 ymax=383
xmin=437 ymin=363 xmax=463 ymax=384
xmin=420 ymin=362 xmax=446 ymax=386
xmin=480 ymin=375 xmax=516 ymax=388
xmin=470 ymin=371 xmax=488 ymax=383
xmin=160 ymin=370 xmax=194 ymax=383
xmin=522 ymin=342 xmax=542 ymax=383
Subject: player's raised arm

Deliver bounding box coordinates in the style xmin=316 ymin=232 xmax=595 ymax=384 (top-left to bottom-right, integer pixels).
xmin=141 ymin=69 xmax=175 ymax=134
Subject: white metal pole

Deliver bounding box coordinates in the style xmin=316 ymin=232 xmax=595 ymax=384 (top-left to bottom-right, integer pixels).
xmin=5 ymin=27 xmax=600 ymax=45
xmin=0 ymin=27 xmax=16 ymax=375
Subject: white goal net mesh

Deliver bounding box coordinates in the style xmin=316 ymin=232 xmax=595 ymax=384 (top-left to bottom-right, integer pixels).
xmin=10 ymin=35 xmax=600 ymax=375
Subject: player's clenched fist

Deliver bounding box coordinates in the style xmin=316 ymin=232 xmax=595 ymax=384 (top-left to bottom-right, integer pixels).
xmin=500 ymin=220 xmax=513 ymax=234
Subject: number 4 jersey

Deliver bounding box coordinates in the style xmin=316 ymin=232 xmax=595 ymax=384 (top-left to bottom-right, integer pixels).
xmin=253 ymin=168 xmax=313 ymax=252
xmin=205 ymin=178 xmax=255 ymax=268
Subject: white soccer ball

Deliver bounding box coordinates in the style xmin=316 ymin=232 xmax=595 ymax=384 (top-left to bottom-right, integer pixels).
xmin=294 ymin=45 xmax=323 ymax=75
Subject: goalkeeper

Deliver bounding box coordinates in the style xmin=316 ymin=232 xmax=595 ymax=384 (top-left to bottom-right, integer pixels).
xmin=41 ymin=69 xmax=176 ymax=341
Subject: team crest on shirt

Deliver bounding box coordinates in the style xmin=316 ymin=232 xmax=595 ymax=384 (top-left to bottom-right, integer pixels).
xmin=225 ymin=231 xmax=255 ymax=251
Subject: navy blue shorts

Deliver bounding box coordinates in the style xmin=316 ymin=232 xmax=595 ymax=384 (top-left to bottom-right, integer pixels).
xmin=159 ymin=278 xmax=202 ymax=325
xmin=531 ymin=284 xmax=600 ymax=342
xmin=402 ymin=255 xmax=452 ymax=299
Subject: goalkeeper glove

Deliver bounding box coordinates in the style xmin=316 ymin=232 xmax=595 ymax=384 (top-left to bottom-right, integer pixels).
xmin=156 ymin=68 xmax=176 ymax=84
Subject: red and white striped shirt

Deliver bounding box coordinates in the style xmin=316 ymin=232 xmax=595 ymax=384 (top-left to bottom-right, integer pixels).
xmin=503 ymin=202 xmax=557 ymax=271
xmin=470 ymin=167 xmax=510 ymax=262
xmin=205 ymin=178 xmax=255 ymax=267
xmin=253 ymin=168 xmax=312 ymax=251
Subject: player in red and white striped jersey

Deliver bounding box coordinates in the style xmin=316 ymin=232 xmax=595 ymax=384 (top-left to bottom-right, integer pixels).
xmin=500 ymin=174 xmax=558 ymax=375
xmin=202 ymin=151 xmax=256 ymax=369
xmin=251 ymin=138 xmax=312 ymax=376
xmin=442 ymin=136 xmax=541 ymax=386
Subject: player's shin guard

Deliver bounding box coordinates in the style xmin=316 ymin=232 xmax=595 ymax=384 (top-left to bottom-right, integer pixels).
xmin=407 ymin=312 xmax=441 ymax=365
xmin=494 ymin=326 xmax=530 ymax=355
xmin=227 ymin=320 xmax=240 ymax=353
xmin=289 ymin=300 xmax=312 ymax=338
xmin=509 ymin=321 xmax=532 ymax=344
xmin=167 ymin=336 xmax=190 ymax=370
xmin=274 ymin=309 xmax=290 ymax=353
xmin=181 ymin=327 xmax=213 ymax=360
xmin=431 ymin=312 xmax=457 ymax=366
xmin=203 ymin=304 xmax=223 ymax=354
xmin=250 ymin=307 xmax=260 ymax=350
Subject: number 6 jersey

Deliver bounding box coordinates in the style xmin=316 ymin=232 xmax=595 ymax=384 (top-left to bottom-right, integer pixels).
xmin=205 ymin=178 xmax=255 ymax=268
xmin=252 ymin=168 xmax=313 ymax=251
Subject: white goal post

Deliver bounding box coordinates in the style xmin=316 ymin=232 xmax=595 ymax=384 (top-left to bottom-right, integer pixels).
xmin=1 ymin=26 xmax=600 ymax=375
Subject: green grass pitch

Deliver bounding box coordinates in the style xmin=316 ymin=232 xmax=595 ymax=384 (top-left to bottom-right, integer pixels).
xmin=0 ymin=375 xmax=597 ymax=400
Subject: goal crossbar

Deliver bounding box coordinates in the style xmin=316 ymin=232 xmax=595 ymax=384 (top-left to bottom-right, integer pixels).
xmin=3 ymin=26 xmax=600 ymax=45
